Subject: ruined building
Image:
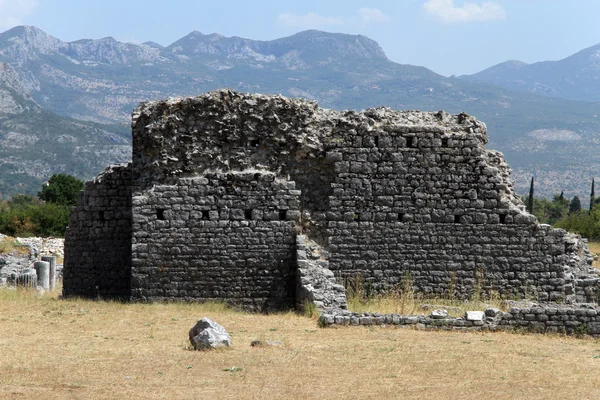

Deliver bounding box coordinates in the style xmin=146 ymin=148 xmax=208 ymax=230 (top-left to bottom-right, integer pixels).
xmin=63 ymin=90 xmax=600 ymax=311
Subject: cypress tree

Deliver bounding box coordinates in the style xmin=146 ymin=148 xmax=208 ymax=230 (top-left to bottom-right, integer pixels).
xmin=569 ymin=196 xmax=581 ymax=214
xmin=559 ymin=191 xmax=564 ymax=202
xmin=590 ymin=178 xmax=595 ymax=212
xmin=527 ymin=176 xmax=534 ymax=214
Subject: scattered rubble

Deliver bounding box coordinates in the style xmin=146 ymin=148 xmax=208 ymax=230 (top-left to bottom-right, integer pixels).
xmin=0 ymin=234 xmax=64 ymax=290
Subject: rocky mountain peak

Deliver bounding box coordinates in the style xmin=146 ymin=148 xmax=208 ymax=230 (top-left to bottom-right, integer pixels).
xmin=0 ymin=25 xmax=66 ymax=60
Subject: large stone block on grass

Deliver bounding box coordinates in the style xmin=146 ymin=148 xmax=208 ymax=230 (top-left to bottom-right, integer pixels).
xmin=189 ymin=317 xmax=231 ymax=350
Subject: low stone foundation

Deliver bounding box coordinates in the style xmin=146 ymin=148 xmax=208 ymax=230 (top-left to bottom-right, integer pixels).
xmin=319 ymin=301 xmax=600 ymax=336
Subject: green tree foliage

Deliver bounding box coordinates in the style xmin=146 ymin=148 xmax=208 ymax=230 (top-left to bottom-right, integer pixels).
xmin=38 ymin=174 xmax=84 ymax=206
xmin=556 ymin=208 xmax=600 ymax=240
xmin=522 ymin=192 xmax=569 ymax=225
xmin=0 ymin=175 xmax=82 ymax=237
xmin=569 ymin=196 xmax=582 ymax=214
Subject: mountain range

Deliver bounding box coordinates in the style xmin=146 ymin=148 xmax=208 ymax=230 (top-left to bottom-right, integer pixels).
xmin=458 ymin=43 xmax=600 ymax=103
xmin=1 ymin=25 xmax=600 ymax=201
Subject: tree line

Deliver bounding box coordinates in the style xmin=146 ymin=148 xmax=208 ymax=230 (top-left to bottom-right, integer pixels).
xmin=0 ymin=174 xmax=84 ymax=237
xmin=525 ymin=176 xmax=600 ymax=240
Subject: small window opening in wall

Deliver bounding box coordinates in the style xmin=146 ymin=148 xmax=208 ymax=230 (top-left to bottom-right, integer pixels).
xmin=156 ymin=209 xmax=166 ymax=221
xmin=245 ymin=209 xmax=253 ymax=220
xmin=98 ymin=211 xmax=104 ymax=221
xmin=406 ymin=137 xmax=414 ymax=147
xmin=354 ymin=212 xmax=361 ymax=221
xmin=254 ymin=173 xmax=260 ymax=181
xmin=374 ymin=136 xmax=379 ymax=147
xmin=499 ymin=214 xmax=506 ymax=224
xmin=248 ymin=139 xmax=260 ymax=148
xmin=201 ymin=210 xmax=210 ymax=220
xmin=279 ymin=210 xmax=287 ymax=220
xmin=398 ymin=213 xmax=404 ymax=222
xmin=442 ymin=138 xmax=449 ymax=147
xmin=454 ymin=215 xmax=461 ymax=223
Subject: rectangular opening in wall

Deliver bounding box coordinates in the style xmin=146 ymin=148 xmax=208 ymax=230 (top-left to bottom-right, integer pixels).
xmin=406 ymin=137 xmax=414 ymax=148
xmin=248 ymin=139 xmax=260 ymax=148
xmin=454 ymin=215 xmax=461 ymax=224
xmin=374 ymin=136 xmax=379 ymax=147
xmin=156 ymin=209 xmax=166 ymax=221
xmin=245 ymin=209 xmax=253 ymax=220
xmin=499 ymin=214 xmax=506 ymax=224
xmin=201 ymin=210 xmax=210 ymax=220
xmin=354 ymin=212 xmax=361 ymax=221
xmin=279 ymin=210 xmax=287 ymax=220
xmin=398 ymin=213 xmax=404 ymax=222
xmin=442 ymin=138 xmax=449 ymax=147
xmin=98 ymin=211 xmax=104 ymax=221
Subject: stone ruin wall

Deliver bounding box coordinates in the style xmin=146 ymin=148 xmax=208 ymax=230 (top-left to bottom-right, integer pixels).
xmin=130 ymin=172 xmax=300 ymax=311
xmin=63 ymin=90 xmax=600 ymax=309
xmin=63 ymin=164 xmax=132 ymax=299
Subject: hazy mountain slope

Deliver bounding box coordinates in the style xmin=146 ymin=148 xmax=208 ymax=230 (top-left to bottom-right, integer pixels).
xmin=0 ymin=62 xmax=130 ymax=198
xmin=459 ymin=43 xmax=600 ymax=102
xmin=1 ymin=26 xmax=600 ymax=200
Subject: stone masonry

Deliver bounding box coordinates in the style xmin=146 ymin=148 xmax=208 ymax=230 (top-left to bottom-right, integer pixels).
xmin=63 ymin=164 xmax=132 ymax=299
xmin=63 ymin=89 xmax=600 ymax=311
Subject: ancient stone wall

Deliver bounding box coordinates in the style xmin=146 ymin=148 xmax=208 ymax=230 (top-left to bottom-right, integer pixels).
xmin=130 ymin=171 xmax=300 ymax=311
xmin=64 ymin=90 xmax=600 ymax=310
xmin=63 ymin=164 xmax=132 ymax=299
xmin=324 ymin=117 xmax=595 ymax=301
xmin=128 ymin=90 xmax=598 ymax=304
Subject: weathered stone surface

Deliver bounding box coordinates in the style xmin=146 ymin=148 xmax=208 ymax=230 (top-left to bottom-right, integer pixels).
xmin=465 ymin=311 xmax=485 ymax=321
xmin=41 ymin=256 xmax=56 ymax=291
xmin=296 ymin=235 xmax=347 ymax=312
xmin=430 ymin=309 xmax=449 ymax=319
xmin=189 ymin=317 xmax=231 ymax=350
xmin=63 ymin=164 xmax=132 ymax=299
xmin=17 ymin=268 xmax=36 ymax=287
xmin=485 ymin=308 xmax=501 ymax=317
xmin=33 ymin=261 xmax=50 ymax=290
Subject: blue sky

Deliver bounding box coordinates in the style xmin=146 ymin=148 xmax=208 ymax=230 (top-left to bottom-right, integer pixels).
xmin=2 ymin=0 xmax=600 ymax=76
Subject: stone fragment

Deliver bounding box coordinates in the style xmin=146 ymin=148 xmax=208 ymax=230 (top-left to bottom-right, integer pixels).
xmin=41 ymin=256 xmax=57 ymax=291
xmin=465 ymin=311 xmax=485 ymax=321
xmin=250 ymin=340 xmax=283 ymax=347
xmin=485 ymin=308 xmax=501 ymax=317
xmin=17 ymin=268 xmax=37 ymax=287
xmin=188 ymin=317 xmax=231 ymax=350
xmin=34 ymin=261 xmax=50 ymax=290
xmin=430 ymin=309 xmax=448 ymax=319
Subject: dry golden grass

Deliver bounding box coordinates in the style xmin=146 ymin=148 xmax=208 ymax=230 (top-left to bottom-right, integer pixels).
xmin=345 ymin=273 xmax=505 ymax=317
xmin=1 ymin=288 xmax=600 ymax=400
xmin=588 ymin=241 xmax=600 ymax=269
xmin=0 ymin=237 xmax=28 ymax=256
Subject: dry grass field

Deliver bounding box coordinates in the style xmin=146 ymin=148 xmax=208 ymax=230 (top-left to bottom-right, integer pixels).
xmin=1 ymin=289 xmax=600 ymax=400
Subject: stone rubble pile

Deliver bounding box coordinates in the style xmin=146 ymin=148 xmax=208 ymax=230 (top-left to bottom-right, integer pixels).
xmin=0 ymin=234 xmax=63 ymax=290
xmin=15 ymin=236 xmax=64 ymax=257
